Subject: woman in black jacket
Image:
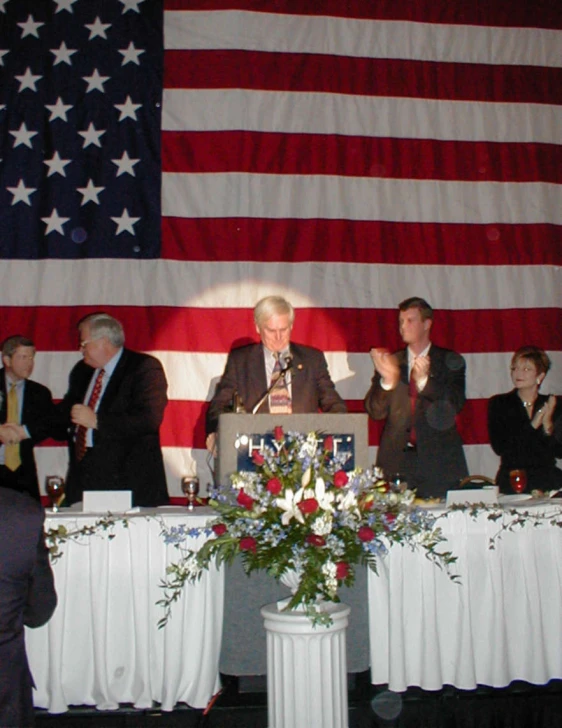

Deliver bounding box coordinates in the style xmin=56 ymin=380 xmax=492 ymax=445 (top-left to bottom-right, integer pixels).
xmin=488 ymin=346 xmax=562 ymax=493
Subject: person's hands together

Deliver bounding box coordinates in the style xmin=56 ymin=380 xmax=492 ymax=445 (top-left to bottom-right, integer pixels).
xmin=71 ymin=404 xmax=97 ymax=429
xmin=411 ymin=355 xmax=430 ymax=384
xmin=0 ymin=423 xmax=26 ymax=444
xmin=370 ymin=348 xmax=400 ymax=389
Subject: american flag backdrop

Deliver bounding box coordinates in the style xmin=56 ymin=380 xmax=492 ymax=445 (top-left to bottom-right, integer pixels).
xmin=0 ymin=0 xmax=560 ymax=499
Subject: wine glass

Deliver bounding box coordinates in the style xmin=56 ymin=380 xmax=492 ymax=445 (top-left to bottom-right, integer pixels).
xmin=389 ymin=473 xmax=407 ymax=493
xmin=509 ymin=469 xmax=527 ymax=494
xmin=181 ymin=476 xmax=200 ymax=511
xmin=45 ymin=476 xmax=65 ymax=512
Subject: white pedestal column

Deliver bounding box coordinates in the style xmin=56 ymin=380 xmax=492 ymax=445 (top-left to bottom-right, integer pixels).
xmin=261 ymin=602 xmax=350 ymax=728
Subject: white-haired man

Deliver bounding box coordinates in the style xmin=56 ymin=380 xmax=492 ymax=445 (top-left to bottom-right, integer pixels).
xmin=54 ymin=313 xmax=169 ymax=507
xmin=206 ymin=296 xmax=347 ymax=453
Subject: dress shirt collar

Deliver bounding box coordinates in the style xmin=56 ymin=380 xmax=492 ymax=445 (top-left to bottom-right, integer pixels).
xmin=101 ymin=347 xmax=124 ymax=378
xmin=407 ymin=342 xmax=431 ymax=368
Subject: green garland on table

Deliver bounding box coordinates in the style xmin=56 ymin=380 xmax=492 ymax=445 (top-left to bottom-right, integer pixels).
xmin=444 ymin=500 xmax=562 ymax=550
xmin=44 ymin=514 xmax=131 ymax=562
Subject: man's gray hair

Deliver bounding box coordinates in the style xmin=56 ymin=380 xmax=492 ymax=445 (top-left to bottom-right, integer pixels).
xmin=79 ymin=313 xmax=125 ymax=348
xmin=253 ymin=296 xmax=295 ymax=329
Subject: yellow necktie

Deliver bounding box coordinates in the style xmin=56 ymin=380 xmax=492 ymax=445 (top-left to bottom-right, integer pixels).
xmin=5 ymin=383 xmax=21 ymax=471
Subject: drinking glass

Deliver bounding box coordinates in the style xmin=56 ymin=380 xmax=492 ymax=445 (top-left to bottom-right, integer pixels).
xmin=45 ymin=476 xmax=65 ymax=512
xmin=509 ymin=469 xmax=527 ymax=494
xmin=389 ymin=473 xmax=407 ymax=493
xmin=181 ymin=476 xmax=200 ymax=511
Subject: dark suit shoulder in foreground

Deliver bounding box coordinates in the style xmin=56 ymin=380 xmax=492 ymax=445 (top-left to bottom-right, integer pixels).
xmin=0 ymin=488 xmax=57 ymax=727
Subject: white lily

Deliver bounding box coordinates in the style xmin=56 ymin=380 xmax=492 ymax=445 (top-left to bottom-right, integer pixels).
xmin=314 ymin=477 xmax=335 ymax=511
xmin=276 ymin=487 xmax=305 ymax=525
xmin=301 ymin=466 xmax=312 ymax=487
xmin=336 ymin=488 xmax=359 ymax=513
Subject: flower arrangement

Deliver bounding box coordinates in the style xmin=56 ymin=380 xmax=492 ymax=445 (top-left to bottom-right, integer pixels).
xmin=159 ymin=428 xmax=458 ymax=626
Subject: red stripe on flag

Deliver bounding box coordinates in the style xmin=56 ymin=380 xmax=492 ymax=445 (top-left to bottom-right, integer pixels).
xmin=4 ymin=307 xmax=561 ymax=354
xmin=163 ymin=0 xmax=562 ymax=29
xmin=162 ymin=132 xmax=562 ymax=183
xmin=162 ymin=218 xmax=562 ymax=266
xmin=165 ymin=50 xmax=562 ymax=104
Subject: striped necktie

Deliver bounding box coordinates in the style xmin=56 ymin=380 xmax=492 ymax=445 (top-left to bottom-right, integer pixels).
xmin=269 ymin=353 xmax=292 ymax=414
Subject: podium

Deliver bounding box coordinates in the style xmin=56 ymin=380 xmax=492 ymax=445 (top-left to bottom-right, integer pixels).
xmin=216 ymin=413 xmax=369 ymax=487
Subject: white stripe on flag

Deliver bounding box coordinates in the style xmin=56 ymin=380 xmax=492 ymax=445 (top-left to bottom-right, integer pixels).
xmin=161 ymin=172 xmax=562 ymax=224
xmin=1 ymin=261 xmax=559 ymax=310
xmin=163 ymin=90 xmax=562 ymax=145
xmin=165 ymin=11 xmax=562 ymax=67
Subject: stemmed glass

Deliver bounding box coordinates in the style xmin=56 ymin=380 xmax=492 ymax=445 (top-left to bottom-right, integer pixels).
xmin=45 ymin=476 xmax=65 ymax=512
xmin=509 ymin=469 xmax=527 ymax=494
xmin=389 ymin=473 xmax=407 ymax=493
xmin=181 ymin=476 xmax=200 ymax=511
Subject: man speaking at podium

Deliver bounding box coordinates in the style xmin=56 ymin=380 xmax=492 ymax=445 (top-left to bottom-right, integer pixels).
xmin=206 ymin=296 xmax=347 ymax=454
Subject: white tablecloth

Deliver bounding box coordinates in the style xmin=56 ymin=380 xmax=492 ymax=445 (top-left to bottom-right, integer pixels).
xmin=368 ymin=501 xmax=562 ymax=691
xmin=27 ymin=507 xmax=223 ymax=713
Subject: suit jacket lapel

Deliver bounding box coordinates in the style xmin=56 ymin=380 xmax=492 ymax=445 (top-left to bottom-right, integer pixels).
xmin=288 ymin=344 xmax=304 ymax=409
xmin=0 ymin=370 xmax=7 ymax=422
xmin=248 ymin=344 xmax=268 ymax=411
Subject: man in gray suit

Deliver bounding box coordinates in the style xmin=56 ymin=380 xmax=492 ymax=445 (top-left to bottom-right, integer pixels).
xmin=0 ymin=488 xmax=57 ymax=727
xmin=365 ymin=297 xmax=468 ymax=498
xmin=206 ymin=295 xmax=347 ymax=453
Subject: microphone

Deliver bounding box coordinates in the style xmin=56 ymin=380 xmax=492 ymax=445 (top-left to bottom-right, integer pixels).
xmin=283 ymin=355 xmax=293 ymax=372
xmin=251 ymin=356 xmax=294 ymax=414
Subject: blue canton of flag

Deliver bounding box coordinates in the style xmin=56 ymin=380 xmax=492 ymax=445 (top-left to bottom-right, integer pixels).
xmin=0 ymin=0 xmax=163 ymax=259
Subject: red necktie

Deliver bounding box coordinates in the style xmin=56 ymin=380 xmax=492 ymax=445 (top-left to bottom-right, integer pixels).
xmin=408 ymin=364 xmax=418 ymax=446
xmin=75 ymin=369 xmax=105 ymax=461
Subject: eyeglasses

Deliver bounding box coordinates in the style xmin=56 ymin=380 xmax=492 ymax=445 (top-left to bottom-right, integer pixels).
xmin=79 ymin=339 xmax=97 ymax=350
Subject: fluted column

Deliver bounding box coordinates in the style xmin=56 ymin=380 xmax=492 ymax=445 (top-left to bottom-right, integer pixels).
xmin=261 ymin=603 xmax=350 ymax=728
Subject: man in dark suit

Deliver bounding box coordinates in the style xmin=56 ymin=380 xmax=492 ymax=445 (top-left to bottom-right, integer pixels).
xmin=55 ymin=313 xmax=169 ymax=507
xmin=0 ymin=336 xmax=54 ymax=502
xmin=206 ymin=295 xmax=347 ymax=452
xmin=364 ymin=297 xmax=468 ymax=498
xmin=0 ymin=487 xmax=57 ymax=727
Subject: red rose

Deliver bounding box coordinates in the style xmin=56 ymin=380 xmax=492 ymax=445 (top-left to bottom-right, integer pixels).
xmin=239 ymin=536 xmax=257 ymax=553
xmin=298 ymin=498 xmax=319 ymax=515
xmin=273 ymin=426 xmax=284 ymax=441
xmin=252 ymin=452 xmax=265 ymax=466
xmin=323 ymin=436 xmax=334 ymax=452
xmin=237 ymin=489 xmax=255 ymax=510
xmin=384 ymin=512 xmax=396 ymax=525
xmin=358 ymin=525 xmax=375 ymax=542
xmin=212 ymin=523 xmax=227 ymax=536
xmin=333 ymin=470 xmax=348 ymax=488
xmin=336 ymin=562 xmax=350 ymax=579
xmin=306 ymin=534 xmax=325 ymax=547
xmin=266 ymin=477 xmax=283 ymax=496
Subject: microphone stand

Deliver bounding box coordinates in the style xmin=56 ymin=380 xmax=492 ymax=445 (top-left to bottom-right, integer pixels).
xmin=252 ymin=358 xmax=293 ymax=415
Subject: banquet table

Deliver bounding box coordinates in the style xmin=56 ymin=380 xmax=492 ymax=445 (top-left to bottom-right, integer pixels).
xmin=368 ymin=497 xmax=562 ymax=691
xmin=27 ymin=507 xmax=223 ymax=714
xmin=27 ymin=498 xmax=562 ymax=714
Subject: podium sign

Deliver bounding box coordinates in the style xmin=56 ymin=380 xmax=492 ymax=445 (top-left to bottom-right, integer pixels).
xmin=216 ymin=413 xmax=369 ymax=487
